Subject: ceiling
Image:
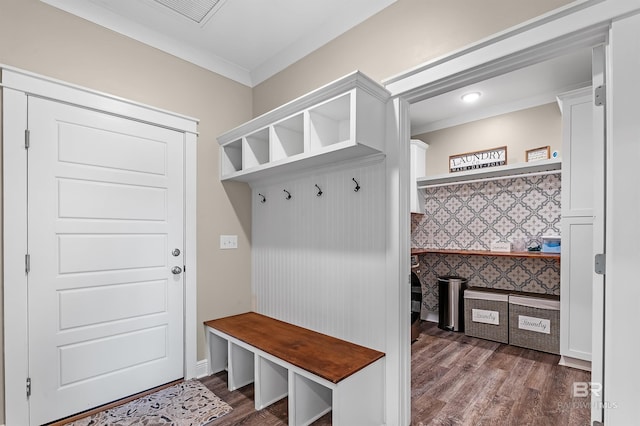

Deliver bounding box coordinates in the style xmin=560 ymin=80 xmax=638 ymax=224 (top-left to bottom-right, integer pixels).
xmin=41 ymin=0 xmax=396 ymax=87
xmin=410 ymin=48 xmax=593 ymax=135
xmin=42 ymin=0 xmax=591 ymax=133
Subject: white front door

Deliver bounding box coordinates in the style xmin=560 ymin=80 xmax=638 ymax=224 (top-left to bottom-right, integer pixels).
xmin=27 ymin=96 xmax=185 ymax=425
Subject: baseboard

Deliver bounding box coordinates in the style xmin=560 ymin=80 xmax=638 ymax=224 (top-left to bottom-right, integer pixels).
xmin=422 ymin=311 xmax=438 ymax=323
xmin=559 ymin=355 xmax=591 ymax=371
xmin=196 ymin=359 xmax=209 ymax=378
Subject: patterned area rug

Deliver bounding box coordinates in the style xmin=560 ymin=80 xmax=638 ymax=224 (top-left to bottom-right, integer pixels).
xmin=68 ymin=380 xmax=232 ymax=426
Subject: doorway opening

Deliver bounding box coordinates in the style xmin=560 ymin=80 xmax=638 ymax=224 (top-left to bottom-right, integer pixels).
xmin=404 ymin=43 xmax=603 ymax=424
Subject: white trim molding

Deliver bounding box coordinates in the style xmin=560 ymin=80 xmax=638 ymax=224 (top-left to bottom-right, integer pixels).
xmin=195 ymin=359 xmax=210 ymax=379
xmin=384 ymin=0 xmax=640 ymax=102
xmin=1 ymin=66 xmax=199 ymax=426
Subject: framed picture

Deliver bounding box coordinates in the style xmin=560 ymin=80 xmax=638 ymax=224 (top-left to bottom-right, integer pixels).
xmin=449 ymin=146 xmax=507 ymax=173
xmin=526 ymin=146 xmax=550 ymax=162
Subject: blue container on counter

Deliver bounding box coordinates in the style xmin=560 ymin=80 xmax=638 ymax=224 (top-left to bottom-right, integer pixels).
xmin=541 ymin=236 xmax=561 ymax=253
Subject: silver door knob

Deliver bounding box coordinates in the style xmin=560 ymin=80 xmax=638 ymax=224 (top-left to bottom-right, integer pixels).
xmin=171 ymin=266 xmax=183 ymax=275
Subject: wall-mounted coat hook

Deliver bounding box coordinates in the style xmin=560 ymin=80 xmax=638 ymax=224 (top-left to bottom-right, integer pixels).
xmin=352 ymin=178 xmax=361 ymax=192
xmin=283 ymin=189 xmax=292 ymax=200
xmin=315 ymin=184 xmax=323 ymax=197
xmin=258 ymin=193 xmax=266 ymax=203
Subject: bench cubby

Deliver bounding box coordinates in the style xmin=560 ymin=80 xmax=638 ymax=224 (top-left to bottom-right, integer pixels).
xmin=205 ymin=312 xmax=385 ymax=426
xmin=255 ymin=354 xmax=288 ymax=410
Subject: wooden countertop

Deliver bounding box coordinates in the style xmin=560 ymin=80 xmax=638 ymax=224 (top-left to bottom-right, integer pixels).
xmin=204 ymin=312 xmax=385 ymax=384
xmin=411 ymin=248 xmax=560 ymax=260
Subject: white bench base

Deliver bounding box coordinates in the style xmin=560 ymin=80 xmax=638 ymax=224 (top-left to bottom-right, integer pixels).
xmin=206 ymin=326 xmax=385 ymax=426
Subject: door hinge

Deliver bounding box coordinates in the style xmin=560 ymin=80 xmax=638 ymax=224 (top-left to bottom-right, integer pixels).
xmin=25 ymin=254 xmax=30 ymax=274
xmin=595 ymin=253 xmax=606 ymax=275
xmin=26 ymin=377 xmax=31 ymax=398
xmin=594 ymin=85 xmax=606 ymax=107
xmin=25 ymin=129 xmax=30 ymax=149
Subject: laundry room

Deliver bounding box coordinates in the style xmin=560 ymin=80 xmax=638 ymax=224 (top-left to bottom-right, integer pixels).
xmin=407 ymin=45 xmax=597 ymax=373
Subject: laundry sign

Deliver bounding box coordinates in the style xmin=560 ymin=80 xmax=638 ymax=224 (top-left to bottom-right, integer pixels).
xmin=449 ymin=146 xmax=507 ymax=172
xmin=472 ymin=309 xmax=499 ymax=325
xmin=518 ymin=315 xmax=551 ymax=334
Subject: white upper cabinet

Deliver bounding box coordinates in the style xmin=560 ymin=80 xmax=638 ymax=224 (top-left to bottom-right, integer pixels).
xmin=410 ymin=140 xmax=428 ymax=214
xmin=558 ymin=87 xmax=594 ymax=217
xmin=218 ymin=71 xmax=390 ymax=183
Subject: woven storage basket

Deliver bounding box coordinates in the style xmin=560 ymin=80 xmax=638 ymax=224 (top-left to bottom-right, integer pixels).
xmin=508 ymin=294 xmax=560 ymax=354
xmin=464 ymin=288 xmax=509 ymax=344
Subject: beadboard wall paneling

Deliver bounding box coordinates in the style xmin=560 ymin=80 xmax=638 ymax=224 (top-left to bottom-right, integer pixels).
xmin=252 ymin=157 xmax=386 ymax=351
xmin=411 ymin=173 xmax=562 ymax=319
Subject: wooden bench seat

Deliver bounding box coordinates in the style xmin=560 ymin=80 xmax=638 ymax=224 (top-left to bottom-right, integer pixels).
xmin=204 ymin=312 xmax=385 ymax=426
xmin=204 ymin=312 xmax=384 ymax=383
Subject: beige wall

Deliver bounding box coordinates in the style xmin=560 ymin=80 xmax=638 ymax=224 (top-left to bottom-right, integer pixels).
xmin=0 ymin=0 xmax=253 ymax=421
xmin=253 ymin=0 xmax=574 ymax=116
xmin=413 ymin=103 xmax=562 ymax=176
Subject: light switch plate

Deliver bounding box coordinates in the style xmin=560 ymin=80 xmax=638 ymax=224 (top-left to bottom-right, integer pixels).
xmin=220 ymin=235 xmax=238 ymax=249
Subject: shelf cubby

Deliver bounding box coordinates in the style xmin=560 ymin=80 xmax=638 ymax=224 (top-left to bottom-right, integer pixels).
xmin=308 ymin=92 xmax=352 ymax=150
xmin=271 ymin=113 xmax=304 ymax=162
xmin=243 ymin=128 xmax=270 ymax=169
xmin=221 ymin=139 xmax=243 ymax=175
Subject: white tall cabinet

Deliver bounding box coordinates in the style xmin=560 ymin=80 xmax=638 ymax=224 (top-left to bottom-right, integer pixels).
xmin=558 ymin=87 xmax=598 ymax=369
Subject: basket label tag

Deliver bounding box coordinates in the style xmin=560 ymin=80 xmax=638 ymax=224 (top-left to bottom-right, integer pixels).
xmin=518 ymin=315 xmax=550 ymax=334
xmin=472 ymin=309 xmax=499 ymax=325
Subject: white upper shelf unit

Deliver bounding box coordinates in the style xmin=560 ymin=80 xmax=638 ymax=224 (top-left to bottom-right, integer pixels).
xmin=417 ymin=158 xmax=561 ymax=188
xmin=218 ymin=71 xmax=390 ymax=183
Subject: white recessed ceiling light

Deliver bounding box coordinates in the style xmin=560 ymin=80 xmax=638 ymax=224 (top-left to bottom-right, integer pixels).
xmin=461 ymin=92 xmax=481 ymax=103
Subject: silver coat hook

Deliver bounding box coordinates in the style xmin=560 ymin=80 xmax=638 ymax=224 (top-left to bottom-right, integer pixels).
xmin=283 ymin=189 xmax=292 ymax=200
xmin=315 ymin=184 xmax=323 ymax=197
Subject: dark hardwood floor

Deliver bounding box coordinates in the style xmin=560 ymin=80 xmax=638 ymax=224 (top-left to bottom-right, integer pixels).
xmin=200 ymin=321 xmax=591 ymax=425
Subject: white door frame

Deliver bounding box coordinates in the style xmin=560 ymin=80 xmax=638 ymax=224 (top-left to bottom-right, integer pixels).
xmin=603 ymin=13 xmax=640 ymax=424
xmin=384 ymin=0 xmax=640 ymax=424
xmin=1 ymin=65 xmax=199 ymax=426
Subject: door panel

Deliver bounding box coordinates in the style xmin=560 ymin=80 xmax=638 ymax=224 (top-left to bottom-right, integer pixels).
xmin=561 ymin=216 xmax=593 ymax=360
xmin=57 ymin=119 xmax=168 ymax=174
xmin=58 ymin=178 xmax=168 ymax=221
xmin=59 ymin=280 xmax=168 ymax=328
xmin=27 ymin=97 xmax=184 ymax=425
xmin=58 ymin=234 xmax=167 ymax=272
xmin=59 ymin=326 xmax=168 ymax=385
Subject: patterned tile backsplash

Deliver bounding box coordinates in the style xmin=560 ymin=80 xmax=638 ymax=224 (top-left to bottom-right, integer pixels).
xmin=411 ymin=173 xmax=561 ymax=317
